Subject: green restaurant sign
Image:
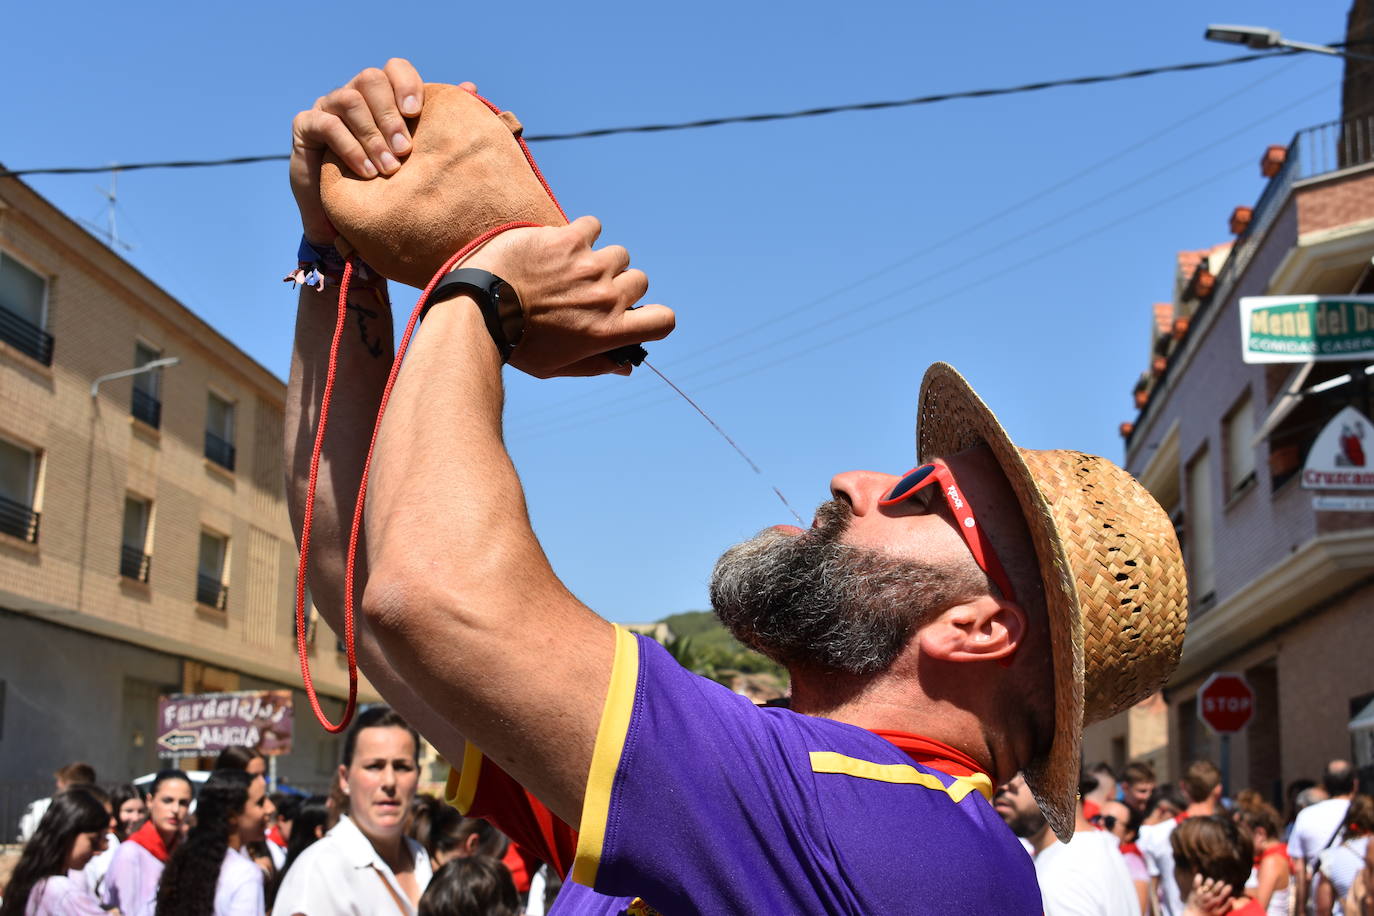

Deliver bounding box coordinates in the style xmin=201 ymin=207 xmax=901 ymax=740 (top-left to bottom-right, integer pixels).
xmin=1240 ymin=295 xmax=1374 ymax=363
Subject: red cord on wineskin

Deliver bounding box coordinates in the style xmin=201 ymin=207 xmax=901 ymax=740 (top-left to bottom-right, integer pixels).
xmin=297 ymin=90 xmax=571 ymax=732
xmin=296 ymin=222 xmax=542 ymax=732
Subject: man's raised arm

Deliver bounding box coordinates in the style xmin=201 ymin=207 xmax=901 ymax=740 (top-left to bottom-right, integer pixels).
xmin=283 ymin=61 xmax=470 ymax=761
xmin=359 ymin=217 xmax=673 ymax=828
xmin=283 ymin=61 xmax=674 ymax=827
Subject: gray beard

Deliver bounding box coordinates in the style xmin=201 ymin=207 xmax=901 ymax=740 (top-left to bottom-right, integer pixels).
xmin=709 ymin=499 xmax=983 ymax=676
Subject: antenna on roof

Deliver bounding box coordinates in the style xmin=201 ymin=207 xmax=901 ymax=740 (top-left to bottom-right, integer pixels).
xmin=78 ymin=166 xmax=133 ymax=251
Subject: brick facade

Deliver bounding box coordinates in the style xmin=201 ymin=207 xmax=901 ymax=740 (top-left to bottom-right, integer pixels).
xmin=0 ymin=175 xmax=375 ymax=794
xmin=1084 ymin=148 xmax=1374 ymax=799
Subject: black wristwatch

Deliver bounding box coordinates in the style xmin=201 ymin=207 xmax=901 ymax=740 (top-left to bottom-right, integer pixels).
xmin=422 ymin=268 xmax=525 ymax=362
xmin=421 ymin=267 xmax=650 ymax=368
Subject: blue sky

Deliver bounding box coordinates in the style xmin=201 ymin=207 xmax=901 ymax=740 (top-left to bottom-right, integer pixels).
xmin=3 ymin=0 xmax=1353 ymax=622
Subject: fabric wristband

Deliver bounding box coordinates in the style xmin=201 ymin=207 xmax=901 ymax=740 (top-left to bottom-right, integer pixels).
xmin=284 ymin=236 xmax=381 ymax=291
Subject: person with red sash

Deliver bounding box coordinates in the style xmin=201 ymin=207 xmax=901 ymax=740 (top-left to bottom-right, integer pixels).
xmin=1098 ymin=798 xmax=1151 ymax=914
xmin=1235 ymin=800 xmax=1292 ymax=916
xmin=102 ymin=770 xmax=192 ymax=916
xmin=265 ymin=793 xmax=294 ymax=872
xmin=285 ymin=60 xmax=1188 ymax=913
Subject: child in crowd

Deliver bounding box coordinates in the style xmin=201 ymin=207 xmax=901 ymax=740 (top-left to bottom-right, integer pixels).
xmin=418 ymin=857 xmax=520 ymax=916
xmin=1171 ymin=815 xmax=1263 ymax=915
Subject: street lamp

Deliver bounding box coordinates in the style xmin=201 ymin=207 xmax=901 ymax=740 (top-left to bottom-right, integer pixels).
xmin=1204 ymin=24 xmax=1374 ymax=62
xmin=90 ymin=356 xmax=180 ymax=397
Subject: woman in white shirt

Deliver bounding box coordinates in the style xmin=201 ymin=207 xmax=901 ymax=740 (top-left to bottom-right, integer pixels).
xmin=274 ymin=706 xmax=432 ymax=915
xmin=103 ymin=770 xmax=193 ymax=916
xmin=153 ymin=768 xmax=275 ymax=916
xmin=0 ymin=787 xmax=109 ymax=916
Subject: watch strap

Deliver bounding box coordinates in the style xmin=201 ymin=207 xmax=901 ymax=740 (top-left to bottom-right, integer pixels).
xmin=422 ymin=268 xmax=525 ymax=361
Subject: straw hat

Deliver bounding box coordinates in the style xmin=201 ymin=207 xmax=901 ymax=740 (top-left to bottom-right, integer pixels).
xmin=917 ymin=363 xmax=1187 ymax=841
xmin=320 ymin=83 xmax=566 ymax=288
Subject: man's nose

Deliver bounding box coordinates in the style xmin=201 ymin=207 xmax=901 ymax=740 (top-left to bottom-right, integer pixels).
xmin=829 ymin=470 xmax=898 ymax=518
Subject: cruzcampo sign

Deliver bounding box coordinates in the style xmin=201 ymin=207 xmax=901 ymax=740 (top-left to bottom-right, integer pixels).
xmin=1302 ymin=406 xmax=1374 ymax=490
xmin=1240 ymin=295 xmax=1374 ymax=363
xmin=156 ymin=689 xmax=294 ymax=759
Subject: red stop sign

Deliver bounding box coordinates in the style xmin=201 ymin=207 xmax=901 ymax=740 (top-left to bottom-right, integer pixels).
xmin=1198 ymin=673 xmax=1255 ymax=734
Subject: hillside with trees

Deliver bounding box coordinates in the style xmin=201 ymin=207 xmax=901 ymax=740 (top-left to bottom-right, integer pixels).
xmin=655 ymin=611 xmax=788 ymax=701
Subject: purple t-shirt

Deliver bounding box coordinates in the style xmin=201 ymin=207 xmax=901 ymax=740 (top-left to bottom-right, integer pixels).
xmin=536 ymin=628 xmax=1041 ymax=914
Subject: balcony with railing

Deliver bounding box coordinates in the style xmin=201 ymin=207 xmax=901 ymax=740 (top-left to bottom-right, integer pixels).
xmin=120 ymin=545 xmax=151 ymax=583
xmin=131 ymin=388 xmax=162 ymax=429
xmin=204 ymin=430 xmax=235 ymax=471
xmin=1208 ymin=115 xmax=1374 ymax=317
xmin=196 ymin=574 xmax=228 ymax=610
xmin=0 ymin=495 xmax=40 ymax=543
xmin=0 ymin=307 xmax=54 ymax=366
xmin=1128 ymin=113 xmax=1374 ymax=454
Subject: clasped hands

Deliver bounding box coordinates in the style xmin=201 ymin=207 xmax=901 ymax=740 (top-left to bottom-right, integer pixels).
xmin=289 ymin=58 xmax=675 ymax=378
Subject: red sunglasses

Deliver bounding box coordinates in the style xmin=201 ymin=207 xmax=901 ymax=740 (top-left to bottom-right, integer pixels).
xmin=877 ymin=463 xmax=1018 ymax=605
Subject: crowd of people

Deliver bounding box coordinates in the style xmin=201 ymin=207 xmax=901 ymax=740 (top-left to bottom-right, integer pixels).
xmin=3 ymin=710 xmax=1370 ymax=914
xmin=0 ymin=707 xmax=548 ymax=915
xmin=994 ymin=757 xmax=1374 ymax=916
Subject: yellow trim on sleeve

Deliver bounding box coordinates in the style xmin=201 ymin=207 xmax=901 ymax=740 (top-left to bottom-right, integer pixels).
xmin=442 ymin=741 xmax=485 ymax=815
xmin=571 ymin=624 xmax=641 ymax=889
xmin=809 ymin=751 xmax=994 ymax=803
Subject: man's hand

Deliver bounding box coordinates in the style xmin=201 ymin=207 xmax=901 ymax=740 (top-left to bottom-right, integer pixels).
xmin=457 ymin=217 xmax=675 ymax=378
xmin=289 ymin=58 xmax=447 ymax=244
xmin=290 ymin=61 xmax=674 ymax=377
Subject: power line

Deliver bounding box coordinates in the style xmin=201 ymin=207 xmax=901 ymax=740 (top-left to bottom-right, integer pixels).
xmin=0 ymin=50 xmax=1297 ymax=179
xmin=517 ymin=78 xmax=1374 ymax=443
xmin=524 ymin=50 xmax=1296 ymax=141
xmin=0 ymin=154 xmax=288 ymax=179
xmin=511 ymin=74 xmax=1334 ymax=433
xmin=512 ymin=152 xmax=1259 ymax=445
xmin=514 ymin=57 xmax=1314 ymax=426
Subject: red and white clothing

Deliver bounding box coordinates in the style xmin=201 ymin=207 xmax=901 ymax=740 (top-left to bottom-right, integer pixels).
xmin=1244 ymin=843 xmax=1291 ymax=916
xmin=267 ymin=825 xmax=288 ymax=872
xmin=102 ymin=822 xmax=176 ymax=916
xmin=1119 ymin=840 xmax=1149 ymax=884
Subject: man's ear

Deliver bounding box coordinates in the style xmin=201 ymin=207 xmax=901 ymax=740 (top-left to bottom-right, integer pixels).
xmin=918 ymin=596 xmax=1026 ymax=663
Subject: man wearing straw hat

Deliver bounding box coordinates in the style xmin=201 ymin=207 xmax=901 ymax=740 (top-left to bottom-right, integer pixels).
xmin=286 ymin=60 xmax=1188 ymax=915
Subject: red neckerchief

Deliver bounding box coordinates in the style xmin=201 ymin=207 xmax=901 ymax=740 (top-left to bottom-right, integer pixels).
xmin=268 ymin=825 xmax=287 ymax=848
xmin=1255 ymin=843 xmax=1290 ymax=865
xmin=1174 ymin=811 xmax=1191 ymax=825
xmin=867 ymin=729 xmax=985 ymax=778
xmin=128 ymin=820 xmax=174 ymax=863
xmin=1121 ymin=841 xmax=1142 ymax=857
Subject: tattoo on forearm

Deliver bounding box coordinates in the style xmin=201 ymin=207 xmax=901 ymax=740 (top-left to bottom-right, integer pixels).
xmin=347 ymin=300 xmax=386 ymax=359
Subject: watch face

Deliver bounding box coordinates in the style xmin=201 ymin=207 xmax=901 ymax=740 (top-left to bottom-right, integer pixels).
xmin=494 ymin=279 xmax=524 ymax=347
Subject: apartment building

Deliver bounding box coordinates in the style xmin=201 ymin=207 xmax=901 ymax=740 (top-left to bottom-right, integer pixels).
xmin=1083 ymin=112 xmax=1374 ymax=799
xmin=0 ymin=172 xmax=377 ymax=828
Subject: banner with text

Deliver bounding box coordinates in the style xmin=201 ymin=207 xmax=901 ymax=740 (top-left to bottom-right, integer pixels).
xmin=1302 ymin=406 xmax=1373 ymax=490
xmin=157 ymin=690 xmax=294 ymax=759
xmin=1240 ymin=295 xmax=1374 ymax=363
